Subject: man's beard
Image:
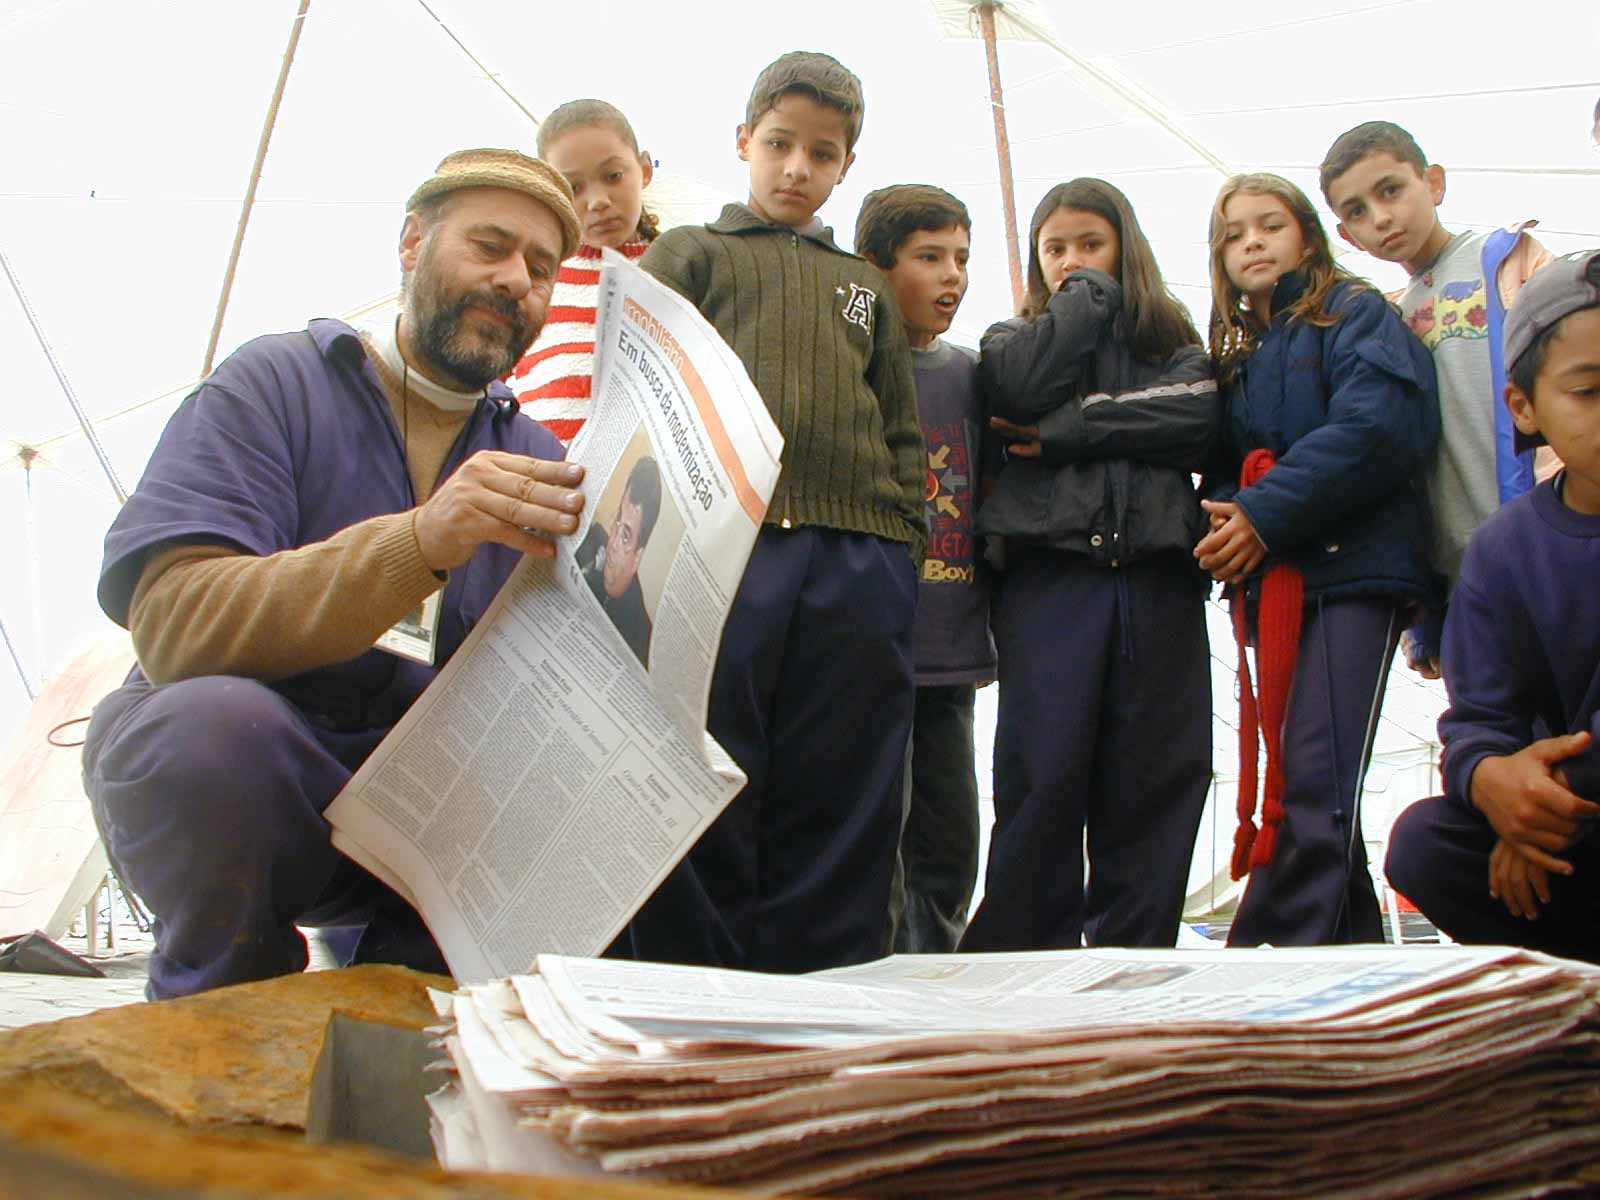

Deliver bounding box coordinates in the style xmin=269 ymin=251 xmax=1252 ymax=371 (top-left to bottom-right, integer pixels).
xmin=406 ymin=255 xmax=542 ymax=389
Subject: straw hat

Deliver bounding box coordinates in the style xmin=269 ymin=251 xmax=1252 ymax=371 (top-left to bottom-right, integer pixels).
xmin=407 ymin=148 xmax=581 ymax=260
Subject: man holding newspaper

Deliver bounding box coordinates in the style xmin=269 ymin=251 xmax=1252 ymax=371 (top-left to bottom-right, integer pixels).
xmin=82 ymin=150 xmax=587 ymax=999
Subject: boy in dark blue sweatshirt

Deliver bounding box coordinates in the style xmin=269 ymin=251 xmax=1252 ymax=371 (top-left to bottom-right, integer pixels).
xmin=1386 ymin=250 xmax=1600 ymax=962
xmin=854 ymin=184 xmax=995 ymax=954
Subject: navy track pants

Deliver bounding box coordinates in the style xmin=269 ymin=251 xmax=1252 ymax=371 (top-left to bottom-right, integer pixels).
xmin=626 ymin=525 xmax=916 ymax=973
xmin=1227 ymin=597 xmax=1401 ymax=947
xmin=961 ymin=551 xmax=1211 ymax=951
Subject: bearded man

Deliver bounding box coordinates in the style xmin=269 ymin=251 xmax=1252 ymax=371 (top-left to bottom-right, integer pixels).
xmin=83 ymin=149 xmax=586 ymax=998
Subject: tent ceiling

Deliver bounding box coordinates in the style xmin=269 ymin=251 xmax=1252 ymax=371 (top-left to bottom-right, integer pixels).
xmin=1 ymin=0 xmax=1596 ymax=732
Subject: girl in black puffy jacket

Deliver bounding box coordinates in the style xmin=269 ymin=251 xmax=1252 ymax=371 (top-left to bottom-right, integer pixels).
xmin=960 ymin=178 xmax=1220 ymax=952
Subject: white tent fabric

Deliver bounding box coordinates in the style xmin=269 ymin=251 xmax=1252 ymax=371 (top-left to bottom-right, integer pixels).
xmin=4 ymin=2 xmax=1596 ymax=874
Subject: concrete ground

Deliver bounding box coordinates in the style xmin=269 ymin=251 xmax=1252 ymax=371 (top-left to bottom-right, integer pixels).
xmin=0 ymin=889 xmax=340 ymax=1031
xmin=0 ymin=906 xmax=152 ymax=1031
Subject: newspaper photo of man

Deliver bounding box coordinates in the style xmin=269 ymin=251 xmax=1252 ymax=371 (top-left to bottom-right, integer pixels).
xmin=584 ymin=454 xmax=660 ymax=666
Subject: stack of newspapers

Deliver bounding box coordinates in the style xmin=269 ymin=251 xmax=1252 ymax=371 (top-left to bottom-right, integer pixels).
xmin=427 ymin=946 xmax=1600 ymax=1197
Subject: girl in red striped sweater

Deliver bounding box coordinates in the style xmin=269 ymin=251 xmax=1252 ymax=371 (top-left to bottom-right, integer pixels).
xmin=509 ymin=99 xmax=660 ymax=444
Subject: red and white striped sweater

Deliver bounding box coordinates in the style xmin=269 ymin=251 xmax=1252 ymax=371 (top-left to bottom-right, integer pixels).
xmin=507 ymin=240 xmax=650 ymax=445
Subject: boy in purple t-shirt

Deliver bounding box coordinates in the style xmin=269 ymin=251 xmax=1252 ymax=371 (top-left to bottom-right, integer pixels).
xmin=856 ymin=185 xmax=995 ymax=952
xmin=1386 ymin=250 xmax=1600 ymax=962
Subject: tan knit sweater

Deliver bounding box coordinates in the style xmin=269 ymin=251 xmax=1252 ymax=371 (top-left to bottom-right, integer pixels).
xmin=128 ymin=341 xmax=466 ymax=685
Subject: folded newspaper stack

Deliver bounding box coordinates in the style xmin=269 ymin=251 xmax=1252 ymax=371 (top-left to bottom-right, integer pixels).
xmin=428 ymin=946 xmax=1600 ymax=1197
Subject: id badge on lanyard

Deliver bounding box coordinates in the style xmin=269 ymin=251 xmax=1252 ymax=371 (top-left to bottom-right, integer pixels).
xmin=375 ymin=590 xmax=443 ymax=665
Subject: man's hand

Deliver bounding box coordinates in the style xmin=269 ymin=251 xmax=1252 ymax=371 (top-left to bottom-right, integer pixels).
xmin=1470 ymin=732 xmax=1598 ymax=872
xmin=1194 ymin=500 xmax=1267 ymax=584
xmin=1489 ymin=837 xmax=1552 ymax=920
xmin=990 ymin=414 xmax=1042 ymax=459
xmin=414 ymin=451 xmax=585 ymax=572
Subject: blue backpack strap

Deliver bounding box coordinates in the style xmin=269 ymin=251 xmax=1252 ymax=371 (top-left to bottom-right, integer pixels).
xmin=1482 ymin=228 xmax=1534 ymax=502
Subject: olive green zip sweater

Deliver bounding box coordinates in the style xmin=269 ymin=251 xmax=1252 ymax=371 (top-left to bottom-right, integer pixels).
xmin=641 ymin=203 xmax=926 ymax=562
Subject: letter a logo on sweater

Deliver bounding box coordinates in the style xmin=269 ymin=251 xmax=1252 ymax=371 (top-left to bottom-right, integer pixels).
xmin=841 ymin=283 xmax=876 ymax=334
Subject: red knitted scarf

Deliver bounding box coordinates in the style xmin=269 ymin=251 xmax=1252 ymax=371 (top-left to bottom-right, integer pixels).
xmin=1230 ymin=448 xmax=1302 ymax=880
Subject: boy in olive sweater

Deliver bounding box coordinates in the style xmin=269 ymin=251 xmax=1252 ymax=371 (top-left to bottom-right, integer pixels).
xmin=631 ymin=51 xmax=925 ymax=973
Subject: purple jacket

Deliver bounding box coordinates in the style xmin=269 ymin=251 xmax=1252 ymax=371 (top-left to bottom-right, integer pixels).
xmin=1440 ymin=480 xmax=1600 ymax=808
xmin=98 ymin=318 xmax=564 ymax=730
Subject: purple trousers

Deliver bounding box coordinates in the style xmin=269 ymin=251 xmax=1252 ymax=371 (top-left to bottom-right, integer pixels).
xmin=889 ymin=682 xmax=982 ymax=954
xmin=962 ymin=550 xmax=1212 ymax=951
xmin=83 ymin=674 xmax=443 ymax=998
xmin=1387 ymin=796 xmax=1600 ymax=963
xmin=1227 ymin=597 xmax=1401 ymax=947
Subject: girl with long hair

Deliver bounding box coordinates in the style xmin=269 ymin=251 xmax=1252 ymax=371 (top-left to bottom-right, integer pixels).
xmin=960 ymin=178 xmax=1219 ymax=951
xmin=1197 ymin=173 xmax=1440 ymax=946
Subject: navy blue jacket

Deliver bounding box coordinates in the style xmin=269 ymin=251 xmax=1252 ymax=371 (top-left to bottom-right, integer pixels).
xmin=1204 ymin=274 xmax=1440 ymax=601
xmin=977 ymin=268 xmax=1220 ymax=571
xmin=98 ymin=319 xmax=564 ymax=731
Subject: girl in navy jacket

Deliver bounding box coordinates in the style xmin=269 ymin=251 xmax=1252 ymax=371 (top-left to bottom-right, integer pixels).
xmin=1199 ymin=173 xmax=1440 ymax=946
xmin=961 ymin=178 xmax=1220 ymax=952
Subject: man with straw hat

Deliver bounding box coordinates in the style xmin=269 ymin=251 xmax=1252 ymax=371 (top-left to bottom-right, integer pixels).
xmin=82 ymin=149 xmax=585 ymax=998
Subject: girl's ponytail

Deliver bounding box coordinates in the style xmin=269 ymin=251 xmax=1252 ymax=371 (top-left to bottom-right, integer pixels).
xmin=636 ymin=205 xmax=661 ymax=244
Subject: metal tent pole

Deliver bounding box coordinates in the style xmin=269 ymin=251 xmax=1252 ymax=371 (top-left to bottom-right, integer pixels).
xmin=20 ymin=449 xmax=47 ymax=694
xmin=200 ymin=0 xmax=313 ymax=378
xmin=414 ymin=0 xmax=543 ymax=128
xmin=0 ymin=249 xmax=127 ymax=504
xmin=976 ymin=3 xmax=1026 ymax=315
xmin=0 ymin=610 xmax=33 ymax=701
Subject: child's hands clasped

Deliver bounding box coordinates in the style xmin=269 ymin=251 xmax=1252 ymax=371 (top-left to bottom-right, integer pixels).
xmin=990 ymin=415 xmax=1042 ymax=459
xmin=1470 ymin=731 xmax=1598 ymax=874
xmin=1194 ymin=500 xmax=1267 ymax=584
xmin=1488 ymin=837 xmax=1553 ymax=920
xmin=1400 ymin=628 xmax=1442 ymax=680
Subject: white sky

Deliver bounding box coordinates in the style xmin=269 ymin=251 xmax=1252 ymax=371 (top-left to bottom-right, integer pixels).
xmin=1 ymin=0 xmax=1597 ymax=743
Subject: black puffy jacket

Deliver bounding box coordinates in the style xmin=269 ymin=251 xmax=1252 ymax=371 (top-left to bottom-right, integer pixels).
xmin=976 ymin=268 xmax=1220 ymax=572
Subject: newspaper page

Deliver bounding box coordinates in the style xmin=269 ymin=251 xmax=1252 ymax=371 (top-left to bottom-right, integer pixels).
xmin=326 ymin=251 xmax=782 ymax=982
xmin=528 ymin=946 xmax=1541 ymax=1050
